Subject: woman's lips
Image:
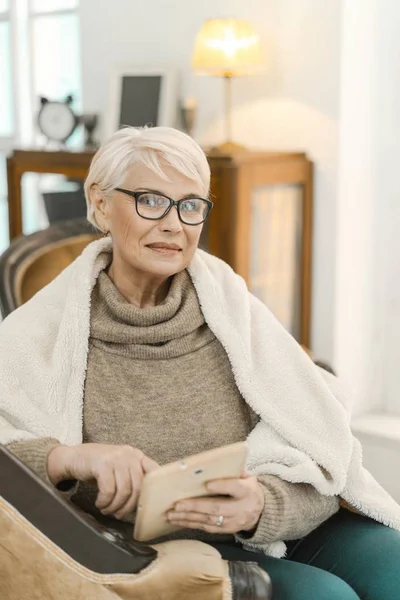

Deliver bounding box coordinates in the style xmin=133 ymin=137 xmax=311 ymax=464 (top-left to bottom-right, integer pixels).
xmin=146 ymin=244 xmax=182 ymax=255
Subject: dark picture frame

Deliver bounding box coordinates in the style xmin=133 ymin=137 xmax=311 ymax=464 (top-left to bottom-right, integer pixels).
xmin=107 ymin=67 xmax=178 ymax=136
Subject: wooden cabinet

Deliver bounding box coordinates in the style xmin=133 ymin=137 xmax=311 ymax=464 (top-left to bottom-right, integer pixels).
xmin=205 ymin=152 xmax=313 ymax=348
xmin=6 ymin=149 xmax=312 ymax=347
xmin=6 ymin=149 xmax=94 ymax=242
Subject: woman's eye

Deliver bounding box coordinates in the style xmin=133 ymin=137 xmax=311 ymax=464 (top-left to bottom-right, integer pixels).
xmin=180 ymin=200 xmax=197 ymax=212
xmin=139 ymin=195 xmax=165 ymax=207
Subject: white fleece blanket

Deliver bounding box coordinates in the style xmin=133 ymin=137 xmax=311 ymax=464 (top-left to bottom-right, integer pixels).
xmin=1 ymin=238 xmax=400 ymax=558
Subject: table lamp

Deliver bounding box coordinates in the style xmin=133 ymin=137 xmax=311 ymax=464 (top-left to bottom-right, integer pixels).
xmin=192 ymin=18 xmax=263 ymax=155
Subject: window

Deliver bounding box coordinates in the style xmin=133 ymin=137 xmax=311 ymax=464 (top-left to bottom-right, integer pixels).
xmin=30 ymin=0 xmax=82 ymax=146
xmin=0 ymin=0 xmax=13 ymax=143
xmin=0 ymin=0 xmax=81 ymax=252
xmin=32 ymin=0 xmax=77 ymax=10
xmin=0 ymin=0 xmax=12 ymax=253
xmin=0 ymin=23 xmax=13 ymax=139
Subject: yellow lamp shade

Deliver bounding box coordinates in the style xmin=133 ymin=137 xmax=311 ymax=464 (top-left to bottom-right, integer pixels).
xmin=192 ymin=18 xmax=263 ymax=77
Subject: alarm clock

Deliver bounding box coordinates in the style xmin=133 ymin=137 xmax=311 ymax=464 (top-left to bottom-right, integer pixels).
xmin=37 ymin=95 xmax=78 ymax=144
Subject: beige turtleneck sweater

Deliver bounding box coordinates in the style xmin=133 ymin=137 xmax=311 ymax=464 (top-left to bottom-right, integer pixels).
xmin=7 ymin=265 xmax=339 ymax=547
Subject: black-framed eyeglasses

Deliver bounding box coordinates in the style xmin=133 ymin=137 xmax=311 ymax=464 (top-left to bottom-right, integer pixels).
xmin=114 ymin=188 xmax=213 ymax=226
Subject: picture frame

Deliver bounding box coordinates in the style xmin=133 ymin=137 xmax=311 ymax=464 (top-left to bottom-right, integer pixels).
xmin=106 ymin=66 xmax=178 ymax=137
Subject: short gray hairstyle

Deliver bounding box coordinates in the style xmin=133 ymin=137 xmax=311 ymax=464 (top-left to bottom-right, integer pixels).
xmin=84 ymin=126 xmax=211 ymax=231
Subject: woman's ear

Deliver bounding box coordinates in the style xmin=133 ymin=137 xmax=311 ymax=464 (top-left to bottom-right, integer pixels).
xmin=90 ymin=184 xmax=110 ymax=232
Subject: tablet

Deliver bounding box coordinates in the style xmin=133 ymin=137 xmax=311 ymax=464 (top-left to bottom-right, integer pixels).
xmin=133 ymin=441 xmax=248 ymax=542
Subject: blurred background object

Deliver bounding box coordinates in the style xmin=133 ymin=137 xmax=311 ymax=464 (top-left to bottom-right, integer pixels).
xmin=78 ymin=113 xmax=98 ymax=149
xmin=37 ymin=95 xmax=78 ymax=148
xmin=192 ymin=18 xmax=263 ymax=154
xmin=42 ymin=180 xmax=86 ymax=224
xmin=180 ymin=96 xmax=197 ymax=137
xmin=106 ymin=68 xmax=178 ymax=137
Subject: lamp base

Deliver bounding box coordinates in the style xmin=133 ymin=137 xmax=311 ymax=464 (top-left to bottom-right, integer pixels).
xmin=207 ymin=140 xmax=248 ymax=156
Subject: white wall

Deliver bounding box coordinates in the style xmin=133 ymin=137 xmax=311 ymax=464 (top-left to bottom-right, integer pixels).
xmin=79 ymin=0 xmax=342 ymax=362
xmin=335 ymin=0 xmax=400 ymax=416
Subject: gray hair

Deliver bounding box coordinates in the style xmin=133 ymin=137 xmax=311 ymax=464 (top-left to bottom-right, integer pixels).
xmin=84 ymin=126 xmax=211 ymax=231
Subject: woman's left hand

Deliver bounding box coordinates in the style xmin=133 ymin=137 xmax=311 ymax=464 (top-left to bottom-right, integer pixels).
xmin=166 ymin=474 xmax=265 ymax=534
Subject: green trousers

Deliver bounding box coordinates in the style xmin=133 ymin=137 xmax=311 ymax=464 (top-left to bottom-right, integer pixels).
xmin=211 ymin=508 xmax=400 ymax=599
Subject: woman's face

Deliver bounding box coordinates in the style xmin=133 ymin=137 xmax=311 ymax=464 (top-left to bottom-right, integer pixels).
xmin=103 ymin=163 xmax=206 ymax=279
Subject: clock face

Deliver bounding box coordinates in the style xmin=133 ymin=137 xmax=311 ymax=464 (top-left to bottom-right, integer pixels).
xmin=38 ymin=101 xmax=76 ymax=142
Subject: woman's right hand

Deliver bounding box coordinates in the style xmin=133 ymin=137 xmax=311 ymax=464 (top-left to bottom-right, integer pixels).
xmin=47 ymin=443 xmax=159 ymax=519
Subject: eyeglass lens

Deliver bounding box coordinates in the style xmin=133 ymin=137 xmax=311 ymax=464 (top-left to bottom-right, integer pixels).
xmin=136 ymin=193 xmax=209 ymax=224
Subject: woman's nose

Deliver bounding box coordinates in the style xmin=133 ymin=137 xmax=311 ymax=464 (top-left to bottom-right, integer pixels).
xmin=160 ymin=206 xmax=183 ymax=232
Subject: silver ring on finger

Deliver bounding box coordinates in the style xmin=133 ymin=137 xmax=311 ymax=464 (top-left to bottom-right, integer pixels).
xmin=216 ymin=515 xmax=224 ymax=527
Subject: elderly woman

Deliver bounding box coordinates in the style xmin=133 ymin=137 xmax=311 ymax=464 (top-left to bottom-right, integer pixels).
xmin=1 ymin=126 xmax=400 ymax=599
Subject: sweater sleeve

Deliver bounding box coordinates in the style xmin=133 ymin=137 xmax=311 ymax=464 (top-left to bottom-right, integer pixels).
xmin=235 ymin=474 xmax=340 ymax=547
xmin=6 ymin=437 xmax=78 ymax=498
